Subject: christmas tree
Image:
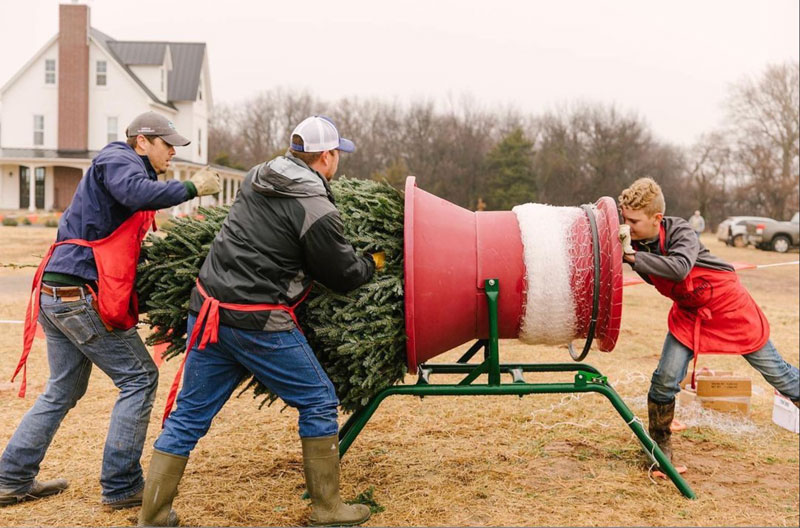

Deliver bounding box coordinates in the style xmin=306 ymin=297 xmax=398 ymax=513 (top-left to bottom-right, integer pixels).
xmin=137 ymin=177 xmax=407 ymax=412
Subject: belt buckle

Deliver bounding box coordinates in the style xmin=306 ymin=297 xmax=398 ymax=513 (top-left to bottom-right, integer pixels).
xmin=53 ymin=285 xmax=86 ymax=302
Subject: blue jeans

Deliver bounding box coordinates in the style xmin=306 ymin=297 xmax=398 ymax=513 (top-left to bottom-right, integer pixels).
xmin=154 ymin=314 xmax=338 ymax=457
xmin=0 ymin=293 xmax=158 ymax=504
xmin=649 ymin=332 xmax=800 ymax=404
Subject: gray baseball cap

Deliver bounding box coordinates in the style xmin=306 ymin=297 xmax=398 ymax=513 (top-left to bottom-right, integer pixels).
xmin=125 ymin=112 xmax=191 ymax=147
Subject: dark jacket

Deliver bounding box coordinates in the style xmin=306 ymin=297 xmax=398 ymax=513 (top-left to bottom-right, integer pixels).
xmin=190 ymin=152 xmax=375 ymax=331
xmin=631 ymin=216 xmax=734 ymax=284
xmin=45 ymin=142 xmax=190 ymax=281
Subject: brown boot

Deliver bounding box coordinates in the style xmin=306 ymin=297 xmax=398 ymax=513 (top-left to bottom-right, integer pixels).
xmin=301 ymin=436 xmax=371 ymax=527
xmin=0 ymin=479 xmax=68 ymax=507
xmin=648 ymin=396 xmax=688 ymax=468
xmin=138 ymin=450 xmax=187 ymax=527
xmin=104 ymin=489 xmax=143 ymax=511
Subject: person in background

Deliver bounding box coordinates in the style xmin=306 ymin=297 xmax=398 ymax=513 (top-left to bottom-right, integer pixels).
xmin=688 ymin=210 xmax=705 ymax=237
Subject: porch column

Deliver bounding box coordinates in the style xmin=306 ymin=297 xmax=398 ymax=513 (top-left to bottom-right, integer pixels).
xmin=28 ymin=165 xmax=37 ymax=211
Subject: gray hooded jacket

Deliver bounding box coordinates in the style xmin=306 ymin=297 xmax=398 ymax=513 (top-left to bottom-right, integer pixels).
xmin=189 ymin=152 xmax=375 ymax=331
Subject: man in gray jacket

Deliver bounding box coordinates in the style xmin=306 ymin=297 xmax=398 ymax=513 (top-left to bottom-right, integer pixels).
xmin=139 ymin=116 xmax=380 ymax=526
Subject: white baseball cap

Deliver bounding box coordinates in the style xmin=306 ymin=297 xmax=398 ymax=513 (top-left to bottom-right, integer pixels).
xmin=290 ymin=115 xmax=355 ymax=153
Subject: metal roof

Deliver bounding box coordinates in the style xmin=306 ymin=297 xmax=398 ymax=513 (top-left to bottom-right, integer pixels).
xmin=107 ymin=41 xmax=167 ymax=65
xmin=166 ymin=42 xmax=205 ymax=101
xmin=90 ymin=28 xmax=205 ymax=104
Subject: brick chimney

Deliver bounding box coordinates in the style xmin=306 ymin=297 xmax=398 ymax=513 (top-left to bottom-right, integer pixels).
xmin=58 ymin=3 xmax=90 ymax=151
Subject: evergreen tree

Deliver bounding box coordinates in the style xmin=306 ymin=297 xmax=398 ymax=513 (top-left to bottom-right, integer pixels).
xmin=137 ymin=177 xmax=407 ymax=413
xmin=483 ymin=127 xmax=536 ymax=209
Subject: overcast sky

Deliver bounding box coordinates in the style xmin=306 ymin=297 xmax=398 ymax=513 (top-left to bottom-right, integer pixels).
xmin=0 ymin=0 xmax=797 ymax=146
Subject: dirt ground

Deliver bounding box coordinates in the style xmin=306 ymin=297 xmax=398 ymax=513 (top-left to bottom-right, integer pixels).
xmin=0 ymin=225 xmax=798 ymax=527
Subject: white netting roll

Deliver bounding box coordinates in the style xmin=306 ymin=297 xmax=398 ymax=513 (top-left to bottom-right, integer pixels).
xmin=512 ymin=203 xmax=584 ymax=345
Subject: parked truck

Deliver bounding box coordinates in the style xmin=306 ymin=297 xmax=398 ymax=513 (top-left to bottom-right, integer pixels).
xmin=746 ymin=212 xmax=800 ymax=253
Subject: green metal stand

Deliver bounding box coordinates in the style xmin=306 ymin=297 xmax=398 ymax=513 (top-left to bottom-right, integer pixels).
xmin=339 ymin=279 xmax=696 ymax=499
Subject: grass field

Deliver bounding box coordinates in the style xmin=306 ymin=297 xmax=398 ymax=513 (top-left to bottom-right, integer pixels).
xmin=0 ymin=225 xmax=797 ymax=527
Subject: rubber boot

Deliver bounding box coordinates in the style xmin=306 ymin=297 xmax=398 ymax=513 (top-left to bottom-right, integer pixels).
xmin=138 ymin=450 xmax=187 ymax=527
xmin=648 ymin=396 xmax=675 ymax=463
xmin=0 ymin=478 xmax=68 ymax=507
xmin=301 ymin=436 xmax=371 ymax=527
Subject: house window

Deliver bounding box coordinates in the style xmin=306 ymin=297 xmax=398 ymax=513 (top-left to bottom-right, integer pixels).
xmin=45 ymin=59 xmax=56 ymax=84
xmin=96 ymin=61 xmax=107 ymax=86
xmin=35 ymin=167 xmax=45 ymax=209
xmin=33 ymin=115 xmax=44 ymax=146
xmin=107 ymin=116 xmax=118 ymax=143
xmin=198 ymin=81 xmax=203 ymax=101
xmin=197 ymin=129 xmax=202 ymax=157
xmin=161 ymin=69 xmax=165 ymax=92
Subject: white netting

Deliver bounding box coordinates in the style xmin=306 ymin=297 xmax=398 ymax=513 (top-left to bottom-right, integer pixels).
xmin=512 ymin=203 xmax=589 ymax=345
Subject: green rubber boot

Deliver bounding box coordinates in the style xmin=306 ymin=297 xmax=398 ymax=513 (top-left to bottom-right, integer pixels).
xmin=138 ymin=450 xmax=187 ymax=527
xmin=301 ymin=436 xmax=371 ymax=527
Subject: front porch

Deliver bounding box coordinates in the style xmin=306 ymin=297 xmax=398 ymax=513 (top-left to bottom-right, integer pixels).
xmin=0 ymin=149 xmax=245 ymax=215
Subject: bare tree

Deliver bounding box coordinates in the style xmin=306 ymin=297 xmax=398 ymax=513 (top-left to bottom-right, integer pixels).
xmin=685 ymin=132 xmax=731 ymax=227
xmin=726 ymin=62 xmax=800 ymax=220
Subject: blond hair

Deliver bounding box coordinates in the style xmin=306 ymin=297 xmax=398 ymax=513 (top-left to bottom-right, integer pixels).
xmin=618 ymin=177 xmax=665 ymax=216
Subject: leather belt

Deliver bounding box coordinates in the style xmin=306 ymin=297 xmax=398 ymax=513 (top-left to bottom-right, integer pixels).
xmin=41 ymin=284 xmax=89 ymax=302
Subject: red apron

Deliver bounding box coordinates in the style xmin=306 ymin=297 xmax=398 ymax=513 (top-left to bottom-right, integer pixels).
xmin=12 ymin=211 xmax=156 ymax=397
xmin=161 ymin=279 xmax=311 ymax=425
xmin=642 ymin=225 xmax=769 ymax=388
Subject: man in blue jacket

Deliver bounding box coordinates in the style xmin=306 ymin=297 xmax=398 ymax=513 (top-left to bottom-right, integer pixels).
xmin=0 ymin=112 xmax=219 ymax=510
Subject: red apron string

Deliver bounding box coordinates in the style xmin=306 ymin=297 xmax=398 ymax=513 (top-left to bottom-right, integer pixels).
xmin=12 ymin=244 xmax=57 ymax=397
xmin=689 ymin=307 xmax=712 ymax=390
xmin=161 ymin=280 xmax=312 ymax=427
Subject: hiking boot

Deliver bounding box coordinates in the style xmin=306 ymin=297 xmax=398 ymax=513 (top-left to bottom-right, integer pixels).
xmin=0 ymin=478 xmax=68 ymax=507
xmin=302 ymin=435 xmax=371 ymax=527
xmin=104 ymin=489 xmax=143 ymax=511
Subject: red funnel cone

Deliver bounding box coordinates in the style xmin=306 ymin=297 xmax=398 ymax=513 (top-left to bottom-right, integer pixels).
xmin=403 ymin=177 xmax=622 ymax=373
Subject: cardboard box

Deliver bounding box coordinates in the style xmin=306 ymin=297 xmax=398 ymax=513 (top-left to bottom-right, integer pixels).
xmin=772 ymin=390 xmax=799 ymax=433
xmin=699 ymin=396 xmax=751 ymax=414
xmin=677 ymin=387 xmax=751 ymax=414
xmin=677 ymin=369 xmax=751 ymax=414
xmin=680 ymin=367 xmax=734 ymax=389
xmin=695 ymin=376 xmax=751 ymax=398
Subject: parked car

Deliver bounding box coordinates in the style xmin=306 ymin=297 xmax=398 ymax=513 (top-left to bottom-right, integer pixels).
xmin=746 ymin=212 xmax=800 ymax=253
xmin=716 ymin=216 xmax=776 ymax=247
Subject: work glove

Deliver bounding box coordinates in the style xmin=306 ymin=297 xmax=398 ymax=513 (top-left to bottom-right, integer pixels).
xmin=371 ymin=251 xmax=386 ymax=271
xmin=190 ymin=166 xmax=221 ymax=196
xmin=619 ymin=225 xmax=635 ymax=255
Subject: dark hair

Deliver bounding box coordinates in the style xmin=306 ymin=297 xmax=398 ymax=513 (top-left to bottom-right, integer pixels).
xmin=126 ymin=135 xmax=158 ymax=149
xmin=289 ymin=134 xmax=323 ymax=164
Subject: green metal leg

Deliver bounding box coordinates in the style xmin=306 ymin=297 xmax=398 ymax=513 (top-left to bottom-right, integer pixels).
xmin=337 ymin=370 xmax=696 ymax=499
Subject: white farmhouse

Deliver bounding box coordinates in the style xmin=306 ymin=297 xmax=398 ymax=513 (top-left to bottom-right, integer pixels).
xmin=0 ymin=2 xmax=244 ymax=215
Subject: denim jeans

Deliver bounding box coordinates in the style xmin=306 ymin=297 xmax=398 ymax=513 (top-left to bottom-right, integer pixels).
xmin=649 ymin=332 xmax=800 ymax=404
xmin=0 ymin=292 xmax=158 ymax=504
xmin=154 ymin=314 xmax=339 ymax=458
